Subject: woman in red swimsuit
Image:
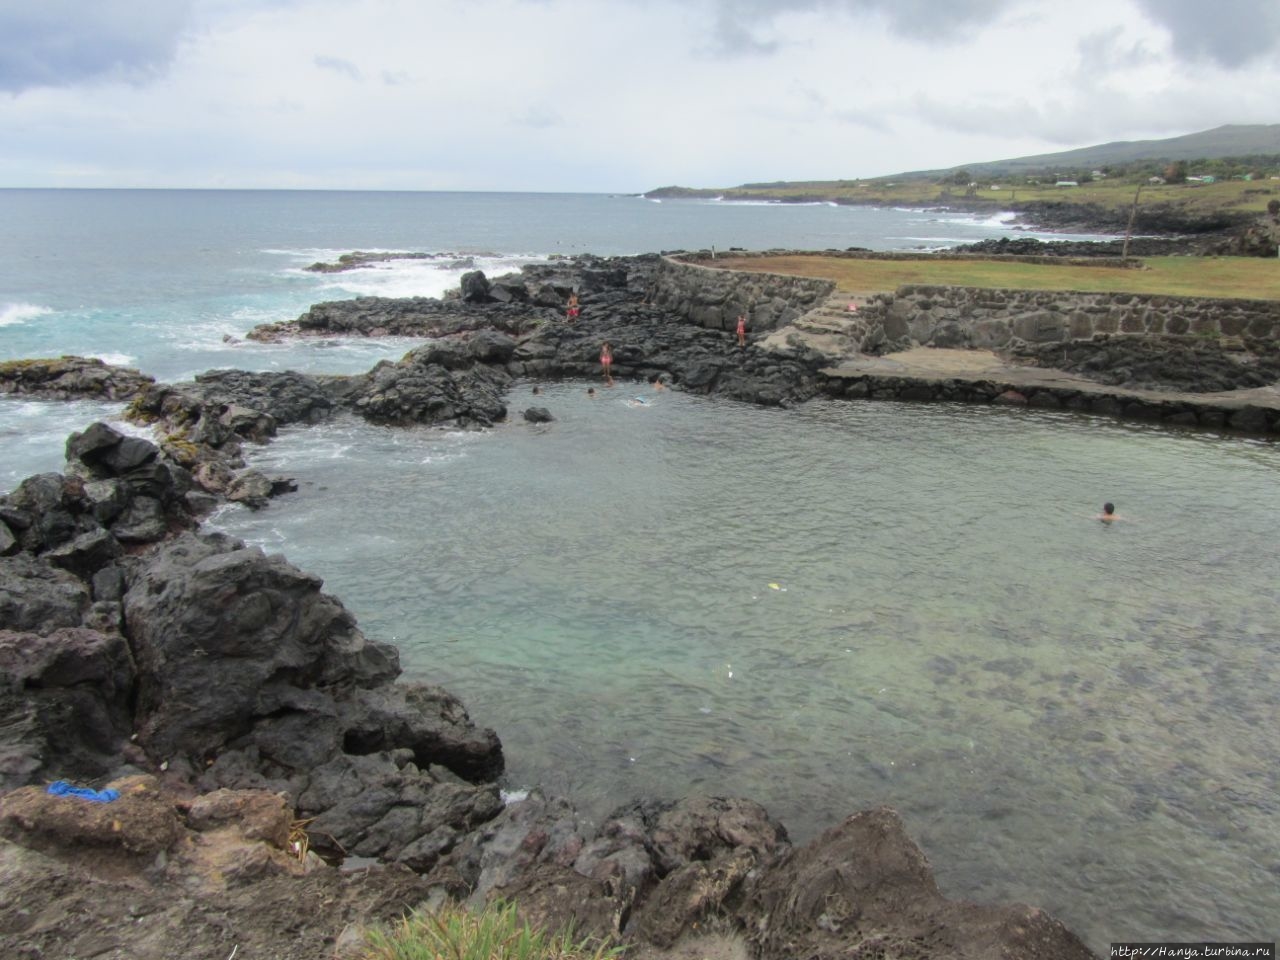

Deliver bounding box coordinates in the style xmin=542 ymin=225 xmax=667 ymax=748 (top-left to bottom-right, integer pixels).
xmin=600 ymin=341 xmax=613 ymax=384
xmin=736 ymin=313 xmax=747 ymax=347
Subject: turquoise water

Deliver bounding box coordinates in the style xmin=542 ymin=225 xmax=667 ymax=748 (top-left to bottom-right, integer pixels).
xmin=212 ymin=383 xmax=1280 ymax=952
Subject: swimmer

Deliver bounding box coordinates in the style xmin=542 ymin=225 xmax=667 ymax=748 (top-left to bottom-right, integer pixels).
xmin=531 ymin=385 xmax=542 ymax=395
xmin=1097 ymin=502 xmax=1120 ymax=523
xmin=652 ymin=375 xmax=666 ymax=391
xmin=587 ymin=386 xmax=596 ymax=398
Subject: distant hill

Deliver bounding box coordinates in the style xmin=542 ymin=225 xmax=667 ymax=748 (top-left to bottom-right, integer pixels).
xmin=898 ymin=124 xmax=1280 ymax=180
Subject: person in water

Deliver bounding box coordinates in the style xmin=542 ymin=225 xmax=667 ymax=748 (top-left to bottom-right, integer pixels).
xmin=600 ymin=341 xmax=614 ymax=385
xmin=1098 ymin=502 xmax=1119 ymax=523
xmin=652 ymin=375 xmax=666 ymax=391
xmin=587 ymin=386 xmax=596 ymax=398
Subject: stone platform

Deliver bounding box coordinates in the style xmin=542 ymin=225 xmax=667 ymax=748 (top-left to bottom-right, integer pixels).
xmin=816 ymin=345 xmax=1280 ymax=433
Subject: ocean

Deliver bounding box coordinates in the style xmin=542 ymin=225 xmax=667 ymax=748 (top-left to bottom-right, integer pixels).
xmin=2 ymin=189 xmax=1278 ymax=952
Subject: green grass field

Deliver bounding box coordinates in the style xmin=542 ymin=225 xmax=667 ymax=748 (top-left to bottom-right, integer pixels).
xmin=713 ymin=254 xmax=1280 ymax=300
xmin=697 ymin=176 xmax=1280 ymax=217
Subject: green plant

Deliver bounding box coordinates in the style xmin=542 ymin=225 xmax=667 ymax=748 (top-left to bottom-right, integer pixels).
xmin=361 ymin=900 xmax=623 ymax=960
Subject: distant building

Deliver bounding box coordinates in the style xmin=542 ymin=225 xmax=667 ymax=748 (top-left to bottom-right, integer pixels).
xmin=1148 ymin=176 xmax=1165 ymax=184
xmin=1055 ymin=180 xmax=1079 ymax=187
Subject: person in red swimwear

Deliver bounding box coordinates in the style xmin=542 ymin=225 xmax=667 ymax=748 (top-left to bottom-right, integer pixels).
xmin=566 ymin=292 xmax=579 ymax=321
xmin=736 ymin=313 xmax=747 ymax=347
xmin=600 ymin=341 xmax=614 ymax=385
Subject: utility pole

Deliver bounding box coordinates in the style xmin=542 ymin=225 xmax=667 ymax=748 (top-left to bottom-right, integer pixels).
xmin=1122 ymin=183 xmax=1143 ymax=260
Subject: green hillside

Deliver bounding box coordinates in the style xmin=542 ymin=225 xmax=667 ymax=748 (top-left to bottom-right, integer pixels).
xmin=914 ymin=124 xmax=1280 ymax=181
xmin=643 ymin=125 xmax=1280 ymax=230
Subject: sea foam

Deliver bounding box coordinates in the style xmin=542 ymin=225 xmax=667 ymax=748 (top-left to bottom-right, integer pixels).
xmin=0 ymin=302 xmax=53 ymax=327
xmin=317 ymin=253 xmax=548 ymax=301
xmin=88 ymin=352 xmax=136 ymax=367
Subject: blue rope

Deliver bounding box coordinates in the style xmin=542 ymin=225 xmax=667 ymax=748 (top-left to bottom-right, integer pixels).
xmin=47 ymin=780 xmax=120 ymax=803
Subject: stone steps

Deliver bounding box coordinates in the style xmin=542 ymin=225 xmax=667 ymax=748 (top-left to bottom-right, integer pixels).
xmin=760 ymin=293 xmax=877 ymax=361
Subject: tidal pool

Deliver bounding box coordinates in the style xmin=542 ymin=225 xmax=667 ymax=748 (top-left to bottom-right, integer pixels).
xmin=214 ymin=383 xmax=1280 ymax=952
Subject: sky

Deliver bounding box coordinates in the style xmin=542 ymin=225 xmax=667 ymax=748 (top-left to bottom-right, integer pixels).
xmin=1 ymin=0 xmax=1278 ymax=192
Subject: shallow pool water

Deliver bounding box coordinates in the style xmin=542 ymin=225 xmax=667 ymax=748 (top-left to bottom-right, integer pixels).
xmin=213 ymin=384 xmax=1280 ymax=951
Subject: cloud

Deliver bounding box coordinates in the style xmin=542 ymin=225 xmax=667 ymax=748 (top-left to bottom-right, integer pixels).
xmin=513 ymin=106 xmax=563 ymax=129
xmin=314 ymin=54 xmax=362 ymax=80
xmin=1074 ymin=29 xmax=1159 ymax=77
xmin=703 ymin=0 xmax=1013 ymax=55
xmin=1133 ymin=0 xmax=1280 ymax=66
xmin=0 ymin=0 xmax=194 ymax=93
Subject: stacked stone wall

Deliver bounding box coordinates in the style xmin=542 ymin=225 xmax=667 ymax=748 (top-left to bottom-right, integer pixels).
xmin=648 ymin=258 xmax=835 ymax=333
xmin=869 ymin=285 xmax=1280 ymax=352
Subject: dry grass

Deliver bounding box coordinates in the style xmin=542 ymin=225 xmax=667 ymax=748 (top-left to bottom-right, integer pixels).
xmin=711 ymin=254 xmax=1280 ymax=301
xmin=360 ymin=901 xmax=622 ymax=960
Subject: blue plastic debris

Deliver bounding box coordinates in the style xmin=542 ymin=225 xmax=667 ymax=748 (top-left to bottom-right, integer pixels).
xmin=47 ymin=780 xmax=120 ymax=803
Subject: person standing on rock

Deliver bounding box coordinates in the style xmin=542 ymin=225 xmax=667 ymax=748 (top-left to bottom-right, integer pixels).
xmin=736 ymin=313 xmax=747 ymax=348
xmin=600 ymin=341 xmax=614 ymax=385
xmin=566 ymin=291 xmax=580 ymax=321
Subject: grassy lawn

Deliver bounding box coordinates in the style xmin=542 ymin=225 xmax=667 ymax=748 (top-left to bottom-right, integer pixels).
xmin=711 ymin=254 xmax=1280 ymax=301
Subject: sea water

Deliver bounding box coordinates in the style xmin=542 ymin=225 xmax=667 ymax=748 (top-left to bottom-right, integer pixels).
xmin=2 ymin=189 xmax=1276 ymax=952
xmin=209 ymin=387 xmax=1280 ymax=952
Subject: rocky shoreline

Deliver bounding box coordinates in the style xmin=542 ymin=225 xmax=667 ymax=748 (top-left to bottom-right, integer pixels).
xmin=6 ymin=247 xmax=1278 ymax=958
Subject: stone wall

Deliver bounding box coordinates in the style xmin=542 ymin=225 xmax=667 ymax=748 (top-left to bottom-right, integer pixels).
xmin=820 ymin=370 xmax=1280 ymax=434
xmin=858 ymin=285 xmax=1280 ymax=353
xmin=647 ymin=257 xmax=835 ymax=333
xmin=679 ymin=248 xmax=1142 ymax=269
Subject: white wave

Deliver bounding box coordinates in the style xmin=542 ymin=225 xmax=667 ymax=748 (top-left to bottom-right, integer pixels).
xmin=317 ymin=254 xmax=549 ymax=300
xmin=87 ymin=352 xmax=136 ymax=367
xmin=976 ymin=211 xmax=1020 ymax=228
xmin=0 ymin=302 xmax=53 ymax=327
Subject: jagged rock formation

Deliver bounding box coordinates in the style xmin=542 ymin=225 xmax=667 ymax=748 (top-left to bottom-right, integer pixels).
xmin=0 ymin=356 xmax=155 ymax=400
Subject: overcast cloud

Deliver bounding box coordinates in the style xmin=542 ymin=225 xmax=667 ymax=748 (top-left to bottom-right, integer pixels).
xmin=0 ymin=0 xmax=1276 ymax=191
